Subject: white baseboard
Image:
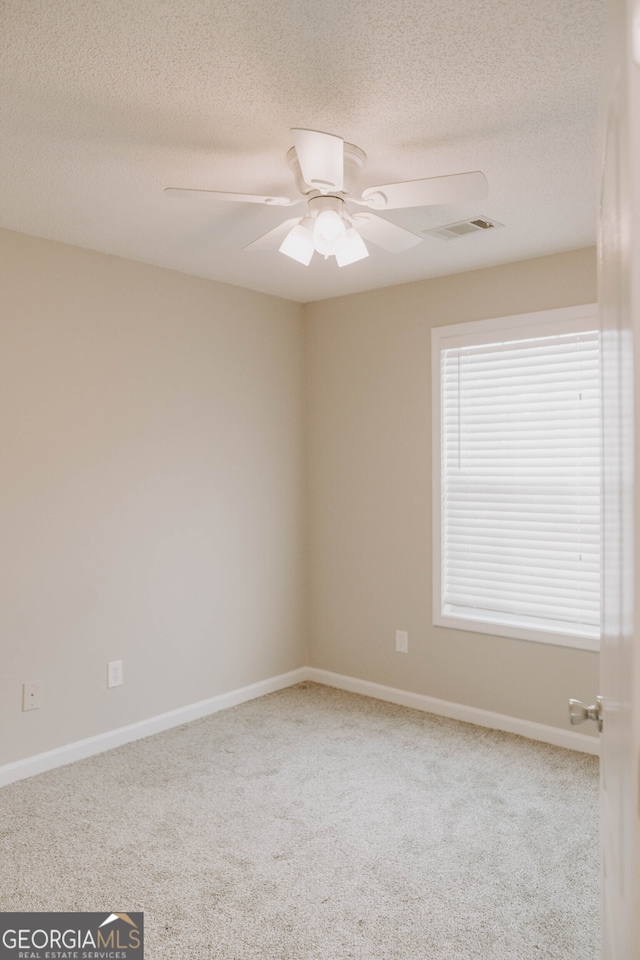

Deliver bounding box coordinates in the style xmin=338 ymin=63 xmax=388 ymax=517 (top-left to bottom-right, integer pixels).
xmin=0 ymin=663 xmax=597 ymax=787
xmin=307 ymin=668 xmax=600 ymax=756
xmin=0 ymin=667 xmax=307 ymax=788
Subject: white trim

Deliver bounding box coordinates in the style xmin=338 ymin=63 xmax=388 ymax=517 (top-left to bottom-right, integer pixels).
xmin=431 ymin=303 xmax=600 ymax=346
xmin=306 ymin=668 xmax=600 ymax=756
xmin=0 ymin=667 xmax=307 ymax=787
xmin=0 ymin=664 xmax=598 ymax=786
xmin=434 ymin=611 xmax=601 ymax=652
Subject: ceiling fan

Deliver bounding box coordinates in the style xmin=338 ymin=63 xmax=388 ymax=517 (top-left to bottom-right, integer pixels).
xmin=165 ymin=129 xmax=488 ymax=267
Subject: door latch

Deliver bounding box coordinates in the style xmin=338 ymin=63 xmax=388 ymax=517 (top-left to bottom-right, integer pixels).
xmin=568 ymin=695 xmax=603 ymax=732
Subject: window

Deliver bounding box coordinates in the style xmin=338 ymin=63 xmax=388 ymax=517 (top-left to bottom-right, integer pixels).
xmin=432 ymin=305 xmax=600 ymax=651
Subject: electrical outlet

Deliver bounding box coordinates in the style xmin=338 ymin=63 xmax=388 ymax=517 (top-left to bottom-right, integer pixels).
xmin=108 ymin=660 xmax=123 ymax=688
xmin=22 ymin=681 xmax=41 ymax=711
xmin=395 ymin=630 xmax=409 ymax=653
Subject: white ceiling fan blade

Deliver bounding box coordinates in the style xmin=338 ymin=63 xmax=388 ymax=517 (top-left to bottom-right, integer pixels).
xmin=351 ymin=212 xmax=423 ymax=252
xmin=360 ymin=171 xmax=488 ymax=210
xmin=164 ymin=187 xmax=298 ymax=206
xmin=291 ymin=129 xmax=344 ymax=193
xmin=242 ymin=218 xmax=302 ymax=251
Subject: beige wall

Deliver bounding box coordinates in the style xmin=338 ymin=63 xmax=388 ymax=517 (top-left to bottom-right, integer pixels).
xmin=305 ymin=247 xmax=599 ymax=735
xmin=0 ymin=232 xmax=600 ymax=769
xmin=0 ymin=229 xmax=306 ymax=765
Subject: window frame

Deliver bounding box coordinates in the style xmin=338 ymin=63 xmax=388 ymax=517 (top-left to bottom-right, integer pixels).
xmin=431 ymin=303 xmax=601 ymax=652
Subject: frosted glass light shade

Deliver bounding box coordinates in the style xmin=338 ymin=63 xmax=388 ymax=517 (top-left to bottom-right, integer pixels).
xmin=335 ymin=228 xmax=369 ymax=266
xmin=313 ymin=209 xmax=347 ymax=255
xmin=279 ymin=222 xmax=315 ymax=265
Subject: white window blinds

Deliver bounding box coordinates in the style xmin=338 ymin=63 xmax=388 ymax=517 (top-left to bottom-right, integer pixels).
xmin=433 ymin=309 xmax=601 ymax=649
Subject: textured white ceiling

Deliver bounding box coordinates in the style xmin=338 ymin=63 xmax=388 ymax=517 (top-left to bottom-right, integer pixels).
xmin=0 ymin=0 xmax=604 ymax=302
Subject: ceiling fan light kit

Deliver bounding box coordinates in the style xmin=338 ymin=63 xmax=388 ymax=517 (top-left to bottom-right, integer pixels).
xmin=274 ymin=198 xmax=368 ymax=267
xmin=165 ymin=128 xmax=488 ymax=269
xmin=277 ymin=195 xmax=370 ymax=267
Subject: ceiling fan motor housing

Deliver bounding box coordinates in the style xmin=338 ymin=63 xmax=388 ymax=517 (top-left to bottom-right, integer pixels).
xmin=307 ymin=195 xmax=346 ymax=218
xmin=287 ymin=142 xmax=366 ymax=197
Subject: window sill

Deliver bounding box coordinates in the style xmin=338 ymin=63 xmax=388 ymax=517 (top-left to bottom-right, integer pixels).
xmin=434 ymin=608 xmax=600 ymax=652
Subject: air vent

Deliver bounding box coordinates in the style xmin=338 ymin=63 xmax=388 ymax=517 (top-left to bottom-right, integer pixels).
xmin=425 ymin=216 xmax=504 ymax=241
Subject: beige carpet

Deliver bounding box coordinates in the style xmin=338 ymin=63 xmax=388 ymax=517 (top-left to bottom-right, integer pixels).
xmin=0 ymin=682 xmax=599 ymax=959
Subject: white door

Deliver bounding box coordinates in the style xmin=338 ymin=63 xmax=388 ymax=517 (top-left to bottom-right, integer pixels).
xmin=598 ymin=0 xmax=640 ymax=956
